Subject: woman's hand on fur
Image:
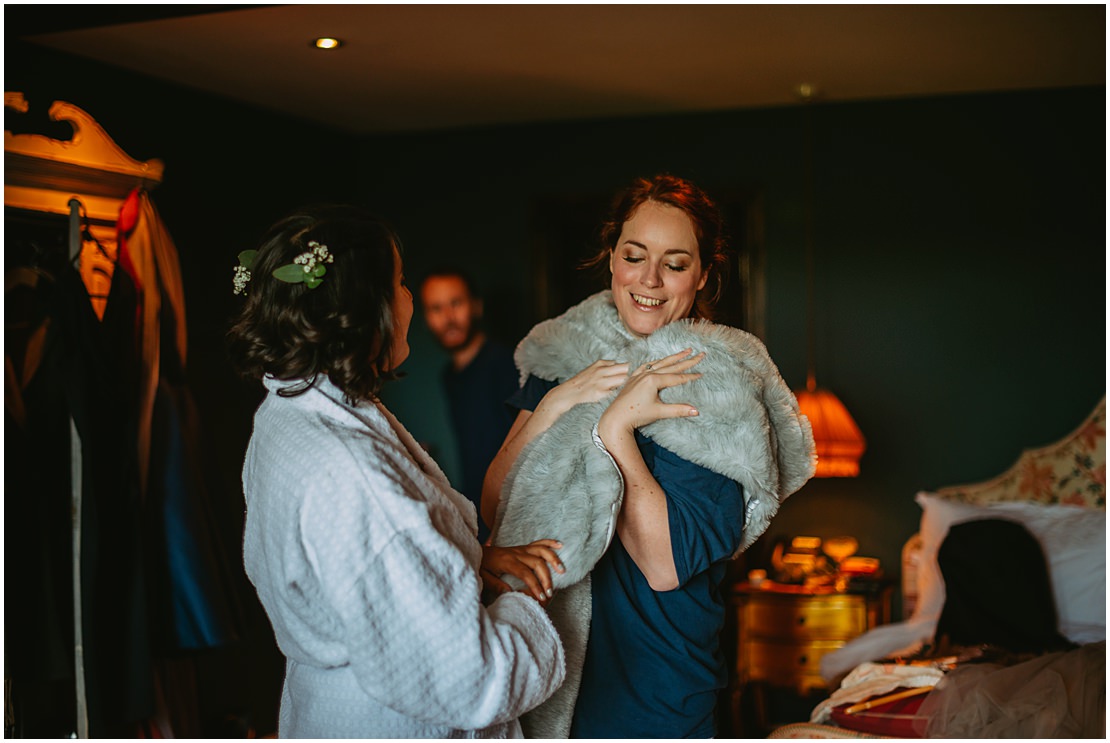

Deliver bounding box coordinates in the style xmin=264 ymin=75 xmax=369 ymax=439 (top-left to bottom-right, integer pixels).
xmin=480 ymin=539 xmax=565 ymax=605
xmin=598 ymin=349 xmax=704 ymax=439
xmin=539 ymin=359 xmax=630 ymax=419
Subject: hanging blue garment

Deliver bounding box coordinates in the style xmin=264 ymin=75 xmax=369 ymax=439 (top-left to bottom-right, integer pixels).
xmin=148 ymin=378 xmax=241 ymax=650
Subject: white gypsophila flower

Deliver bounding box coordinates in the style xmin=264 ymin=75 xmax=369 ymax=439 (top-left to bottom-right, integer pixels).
xmin=233 ymin=265 xmax=251 ymax=295
xmin=308 ymin=240 xmax=334 ymax=264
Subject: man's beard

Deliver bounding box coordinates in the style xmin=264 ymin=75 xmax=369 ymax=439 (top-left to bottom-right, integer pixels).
xmin=435 ymin=321 xmax=477 ymax=352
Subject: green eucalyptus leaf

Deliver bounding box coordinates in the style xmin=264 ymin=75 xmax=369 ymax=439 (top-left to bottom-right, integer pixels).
xmin=238 ymin=249 xmax=258 ymax=269
xmin=313 ymin=264 xmax=327 ymax=278
xmin=305 ymin=276 xmax=322 ymax=289
xmin=273 ymin=264 xmax=308 ymax=283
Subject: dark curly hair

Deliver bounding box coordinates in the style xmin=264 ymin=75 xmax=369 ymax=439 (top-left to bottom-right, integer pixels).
xmin=227 ymin=204 xmax=404 ymax=402
xmin=584 ymin=173 xmax=729 ymax=321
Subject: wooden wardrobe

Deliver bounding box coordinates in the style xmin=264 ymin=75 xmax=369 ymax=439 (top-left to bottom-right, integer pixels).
xmin=6 ymin=92 xmax=238 ymax=739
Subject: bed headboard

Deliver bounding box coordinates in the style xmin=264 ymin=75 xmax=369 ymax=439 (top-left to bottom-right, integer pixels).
xmin=902 ymin=397 xmax=1106 ymax=620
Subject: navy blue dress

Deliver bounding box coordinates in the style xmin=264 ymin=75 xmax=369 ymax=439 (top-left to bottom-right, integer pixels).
xmin=508 ymin=375 xmax=745 ymax=738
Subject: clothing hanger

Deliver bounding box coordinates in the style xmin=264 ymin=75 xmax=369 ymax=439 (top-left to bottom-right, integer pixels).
xmin=78 ymin=202 xmax=112 ymax=261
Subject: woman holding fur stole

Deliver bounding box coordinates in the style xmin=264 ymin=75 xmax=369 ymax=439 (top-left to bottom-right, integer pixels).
xmin=482 ymin=175 xmax=816 ymax=738
xmin=228 ymin=205 xmax=566 ymax=738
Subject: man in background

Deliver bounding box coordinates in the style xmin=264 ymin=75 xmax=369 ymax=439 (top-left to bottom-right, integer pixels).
xmin=419 ymin=268 xmax=518 ymax=542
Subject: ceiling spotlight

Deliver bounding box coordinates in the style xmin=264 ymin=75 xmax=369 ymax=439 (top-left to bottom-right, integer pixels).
xmin=314 ymin=37 xmax=341 ymax=50
xmin=795 ymin=83 xmax=820 ymax=101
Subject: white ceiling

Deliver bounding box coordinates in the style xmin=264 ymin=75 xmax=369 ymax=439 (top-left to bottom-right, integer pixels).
xmin=20 ymin=4 xmax=1106 ymax=135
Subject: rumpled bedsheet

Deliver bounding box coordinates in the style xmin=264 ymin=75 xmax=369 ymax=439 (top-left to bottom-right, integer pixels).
xmin=914 ymin=641 xmax=1105 ymax=738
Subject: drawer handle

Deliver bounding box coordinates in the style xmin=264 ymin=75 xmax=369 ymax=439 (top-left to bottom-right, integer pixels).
xmin=798 ymin=655 xmax=808 ymax=666
xmin=796 ymin=616 xmax=806 ymax=626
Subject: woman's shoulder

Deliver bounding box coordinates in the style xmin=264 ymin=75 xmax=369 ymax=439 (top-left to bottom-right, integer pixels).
xmin=252 ymin=410 xmax=449 ymax=546
xmin=252 ymin=392 xmax=417 ymax=496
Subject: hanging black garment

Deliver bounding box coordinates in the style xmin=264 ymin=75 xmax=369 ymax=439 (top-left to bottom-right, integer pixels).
xmin=145 ymin=311 xmax=242 ymax=653
xmin=934 ymin=518 xmax=1075 ymax=655
xmin=5 ymin=260 xmax=155 ymax=737
xmin=5 ymin=261 xmax=74 ymax=737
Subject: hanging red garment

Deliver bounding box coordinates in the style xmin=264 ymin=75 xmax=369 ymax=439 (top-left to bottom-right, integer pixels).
xmin=116 ymin=188 xmax=188 ymax=499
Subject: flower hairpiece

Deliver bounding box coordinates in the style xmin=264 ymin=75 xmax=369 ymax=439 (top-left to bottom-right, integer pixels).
xmin=232 ymin=240 xmax=336 ymax=295
xmin=233 ymin=253 xmax=253 ymax=295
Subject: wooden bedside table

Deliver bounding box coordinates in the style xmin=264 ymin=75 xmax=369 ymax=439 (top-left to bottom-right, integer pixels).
xmin=725 ymin=581 xmax=892 ymax=733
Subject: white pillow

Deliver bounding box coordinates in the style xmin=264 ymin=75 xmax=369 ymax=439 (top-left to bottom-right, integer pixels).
xmin=913 ymin=491 xmax=1105 ymax=644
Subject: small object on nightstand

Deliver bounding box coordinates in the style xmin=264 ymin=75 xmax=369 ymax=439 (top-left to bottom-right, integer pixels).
xmin=840 ymin=556 xmax=883 ymax=593
xmin=823 ymin=536 xmax=859 ymax=564
xmin=771 ymin=536 xmax=835 ymax=585
xmin=840 ymin=556 xmax=880 ymax=575
xmin=824 ymin=536 xmax=860 ymax=591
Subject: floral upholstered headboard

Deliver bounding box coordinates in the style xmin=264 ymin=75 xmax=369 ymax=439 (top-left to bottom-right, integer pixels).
xmin=931 ymin=397 xmax=1106 ymax=508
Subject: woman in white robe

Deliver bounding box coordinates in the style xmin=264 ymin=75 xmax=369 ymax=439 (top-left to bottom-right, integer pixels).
xmin=228 ymin=205 xmax=565 ymax=738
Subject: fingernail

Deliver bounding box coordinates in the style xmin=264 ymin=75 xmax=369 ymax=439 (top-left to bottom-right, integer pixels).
xmin=546 ymin=588 xmax=554 ymax=598
xmin=688 ymin=408 xmax=700 ymax=416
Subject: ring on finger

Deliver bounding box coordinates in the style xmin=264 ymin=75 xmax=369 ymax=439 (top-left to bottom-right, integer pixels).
xmin=645 ymin=363 xmax=654 ymax=371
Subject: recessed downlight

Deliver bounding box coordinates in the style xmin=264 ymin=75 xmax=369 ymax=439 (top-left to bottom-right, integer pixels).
xmin=314 ymin=37 xmax=341 ymax=50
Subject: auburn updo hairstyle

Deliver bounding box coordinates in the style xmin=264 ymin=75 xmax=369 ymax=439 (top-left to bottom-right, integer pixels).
xmin=584 ymin=173 xmax=729 ymax=321
xmin=227 ymin=204 xmax=403 ymax=402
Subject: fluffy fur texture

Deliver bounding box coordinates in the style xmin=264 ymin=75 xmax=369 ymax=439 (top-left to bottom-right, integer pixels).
xmin=516 ymin=578 xmax=591 ymax=739
xmin=491 ymin=291 xmax=816 ymax=737
xmin=497 ymin=401 xmax=620 ymax=588
xmin=495 ymin=291 xmax=815 ymax=560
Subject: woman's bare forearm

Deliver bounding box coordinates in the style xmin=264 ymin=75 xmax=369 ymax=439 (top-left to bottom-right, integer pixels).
xmin=596 ymin=419 xmax=679 ymax=591
xmin=482 ymin=411 xmax=533 ymax=529
xmin=593 ymin=350 xmax=703 ymax=590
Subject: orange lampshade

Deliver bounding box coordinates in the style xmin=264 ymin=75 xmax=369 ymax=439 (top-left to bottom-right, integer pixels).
xmin=795 ymin=387 xmax=866 ymax=477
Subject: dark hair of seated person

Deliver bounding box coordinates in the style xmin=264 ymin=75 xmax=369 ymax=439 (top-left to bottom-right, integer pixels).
xmin=934 ymin=518 xmax=1075 ymax=655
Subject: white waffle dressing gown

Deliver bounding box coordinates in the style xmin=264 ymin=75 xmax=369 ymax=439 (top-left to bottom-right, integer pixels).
xmin=242 ymin=375 xmax=565 ymax=738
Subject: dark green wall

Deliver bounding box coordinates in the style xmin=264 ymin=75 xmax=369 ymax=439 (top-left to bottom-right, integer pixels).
xmin=6 ymin=35 xmax=1104 ymax=731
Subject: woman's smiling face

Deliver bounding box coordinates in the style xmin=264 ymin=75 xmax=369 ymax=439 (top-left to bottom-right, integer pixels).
xmin=609 ymin=200 xmax=708 ymax=337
